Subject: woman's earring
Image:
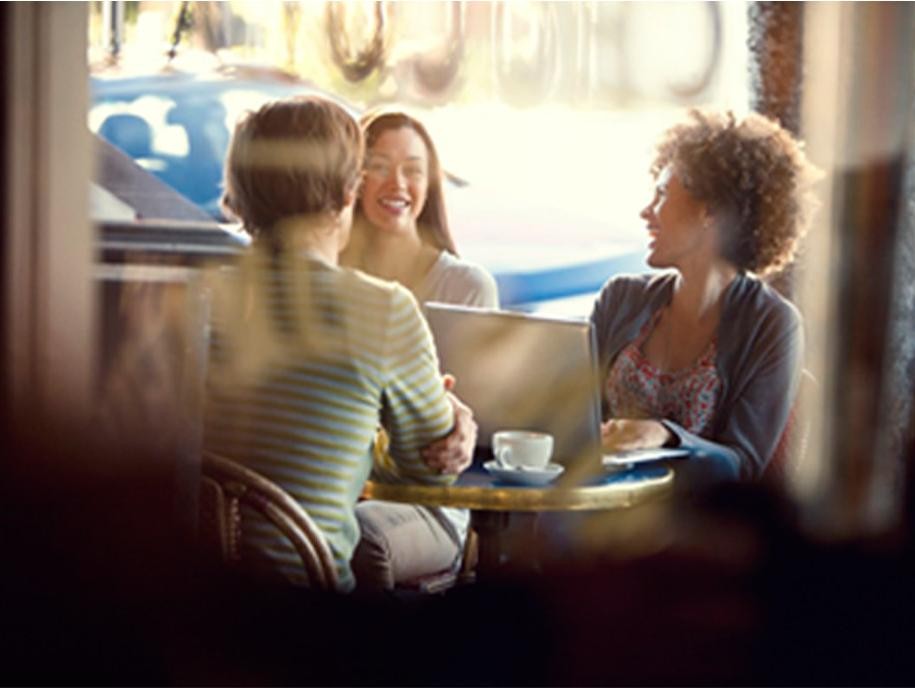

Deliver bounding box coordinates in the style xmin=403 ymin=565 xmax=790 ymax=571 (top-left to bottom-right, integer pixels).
xmin=702 ymin=212 xmax=714 ymax=232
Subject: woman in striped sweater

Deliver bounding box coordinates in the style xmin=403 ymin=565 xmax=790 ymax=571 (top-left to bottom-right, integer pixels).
xmin=204 ymin=96 xmax=473 ymax=591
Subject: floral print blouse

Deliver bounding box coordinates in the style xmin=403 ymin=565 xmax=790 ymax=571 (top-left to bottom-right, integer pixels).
xmin=604 ymin=314 xmax=721 ymax=435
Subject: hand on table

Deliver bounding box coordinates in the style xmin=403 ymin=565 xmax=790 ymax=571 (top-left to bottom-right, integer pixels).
xmin=601 ymin=418 xmax=672 ymax=452
xmin=421 ymin=374 xmax=477 ymax=475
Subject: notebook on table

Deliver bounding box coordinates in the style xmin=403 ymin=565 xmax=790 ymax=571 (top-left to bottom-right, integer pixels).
xmin=424 ymin=303 xmax=605 ymax=481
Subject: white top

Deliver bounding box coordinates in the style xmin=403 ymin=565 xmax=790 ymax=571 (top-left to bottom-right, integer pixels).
xmin=416 ymin=251 xmax=500 ymax=546
xmin=416 ymin=251 xmax=500 ymax=309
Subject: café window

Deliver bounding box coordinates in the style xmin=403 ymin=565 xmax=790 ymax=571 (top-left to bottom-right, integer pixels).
xmin=88 ymin=0 xmax=750 ymax=313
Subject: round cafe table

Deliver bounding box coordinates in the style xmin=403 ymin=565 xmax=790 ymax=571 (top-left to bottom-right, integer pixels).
xmin=363 ymin=463 xmax=674 ymax=580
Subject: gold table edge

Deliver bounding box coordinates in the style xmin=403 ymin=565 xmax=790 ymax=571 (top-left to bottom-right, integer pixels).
xmin=362 ymin=467 xmax=674 ymax=512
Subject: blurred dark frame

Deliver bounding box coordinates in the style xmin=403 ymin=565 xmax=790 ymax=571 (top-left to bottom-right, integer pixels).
xmin=93 ymin=262 xmax=210 ymax=537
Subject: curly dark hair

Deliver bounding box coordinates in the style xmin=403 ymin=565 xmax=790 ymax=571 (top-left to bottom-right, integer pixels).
xmin=651 ymin=109 xmax=819 ymax=276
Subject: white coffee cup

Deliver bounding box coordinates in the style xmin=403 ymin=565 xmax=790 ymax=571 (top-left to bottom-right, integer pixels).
xmin=492 ymin=430 xmax=554 ymax=470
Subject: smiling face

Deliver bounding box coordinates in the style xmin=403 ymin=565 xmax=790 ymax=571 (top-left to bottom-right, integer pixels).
xmin=360 ymin=126 xmax=429 ymax=237
xmin=640 ymin=165 xmax=715 ymax=271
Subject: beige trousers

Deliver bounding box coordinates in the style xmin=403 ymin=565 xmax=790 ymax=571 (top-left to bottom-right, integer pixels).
xmin=351 ymin=500 xmax=462 ymax=590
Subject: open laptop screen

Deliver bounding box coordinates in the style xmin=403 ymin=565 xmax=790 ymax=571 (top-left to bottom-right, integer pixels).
xmin=424 ymin=303 xmax=603 ymax=471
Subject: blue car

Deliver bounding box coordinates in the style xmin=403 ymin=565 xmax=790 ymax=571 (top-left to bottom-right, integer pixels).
xmin=91 ymin=71 xmax=354 ymax=218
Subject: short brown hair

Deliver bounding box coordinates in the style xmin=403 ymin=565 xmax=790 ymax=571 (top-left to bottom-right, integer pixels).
xmin=651 ymin=109 xmax=819 ymax=276
xmin=222 ymin=96 xmax=363 ymax=240
xmin=358 ymin=109 xmax=457 ymax=255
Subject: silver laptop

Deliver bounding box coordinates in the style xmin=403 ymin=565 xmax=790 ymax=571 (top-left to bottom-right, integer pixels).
xmin=424 ymin=303 xmax=604 ymax=476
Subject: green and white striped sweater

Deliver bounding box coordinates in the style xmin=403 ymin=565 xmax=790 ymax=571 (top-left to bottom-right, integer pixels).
xmin=205 ymin=254 xmax=455 ymax=591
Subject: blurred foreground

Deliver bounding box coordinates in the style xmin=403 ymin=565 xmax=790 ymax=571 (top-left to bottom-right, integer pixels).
xmin=3 ymin=414 xmax=914 ymax=686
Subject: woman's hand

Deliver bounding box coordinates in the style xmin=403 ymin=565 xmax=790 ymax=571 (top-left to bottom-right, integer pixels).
xmin=420 ymin=374 xmax=477 ymax=475
xmin=601 ymin=418 xmax=672 ymax=452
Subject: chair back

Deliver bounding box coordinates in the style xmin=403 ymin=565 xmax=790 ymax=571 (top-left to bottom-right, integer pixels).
xmin=766 ymin=369 xmax=817 ymax=481
xmin=199 ymin=451 xmax=339 ymax=591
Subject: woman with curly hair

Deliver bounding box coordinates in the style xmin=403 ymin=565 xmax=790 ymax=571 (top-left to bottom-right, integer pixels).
xmin=593 ymin=109 xmax=818 ymax=482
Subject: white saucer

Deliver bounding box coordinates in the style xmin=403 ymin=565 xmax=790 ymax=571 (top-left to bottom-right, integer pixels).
xmin=483 ymin=460 xmax=564 ymax=487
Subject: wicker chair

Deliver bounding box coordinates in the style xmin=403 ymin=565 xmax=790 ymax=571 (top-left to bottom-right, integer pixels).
xmin=199 ymin=451 xmax=339 ymax=591
xmin=767 ymin=369 xmax=817 ymax=482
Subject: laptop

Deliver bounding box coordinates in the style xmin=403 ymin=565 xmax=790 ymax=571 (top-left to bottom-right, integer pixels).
xmin=424 ymin=303 xmax=605 ymax=480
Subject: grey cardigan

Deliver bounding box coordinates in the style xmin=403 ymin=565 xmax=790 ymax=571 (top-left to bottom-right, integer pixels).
xmin=590 ymin=271 xmax=803 ymax=481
